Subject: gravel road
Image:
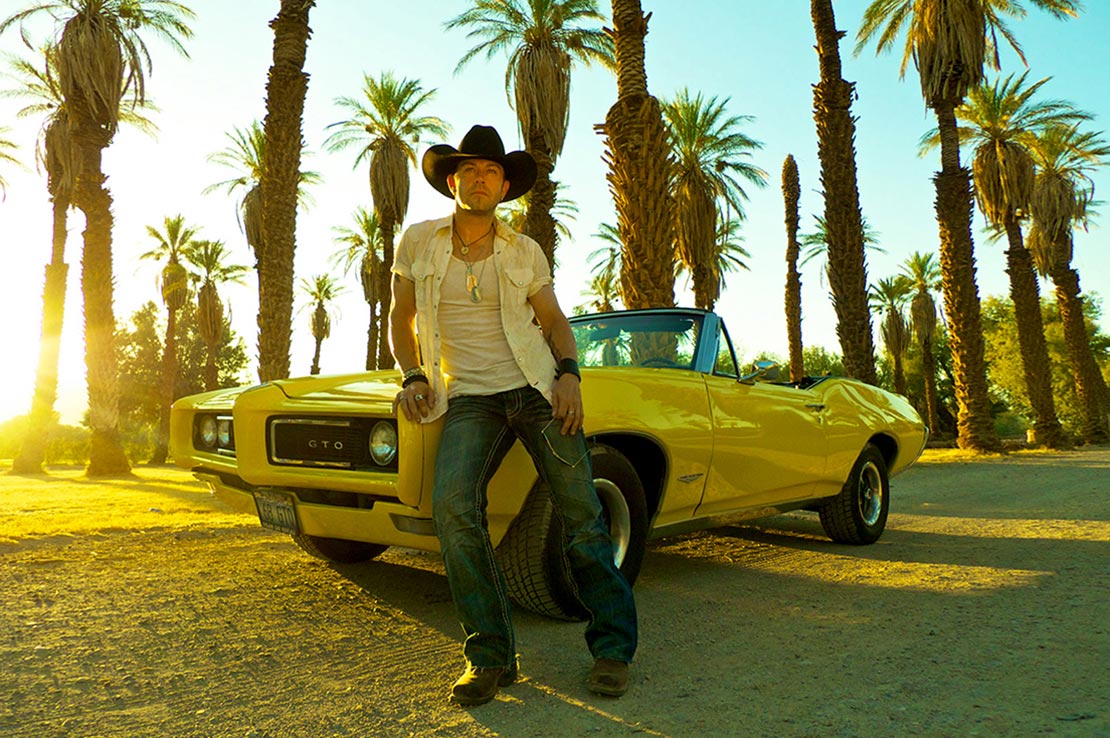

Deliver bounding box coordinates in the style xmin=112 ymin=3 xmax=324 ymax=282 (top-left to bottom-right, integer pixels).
xmin=1 ymin=448 xmax=1107 ymax=737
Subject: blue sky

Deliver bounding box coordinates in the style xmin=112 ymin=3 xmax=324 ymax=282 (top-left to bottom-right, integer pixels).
xmin=1 ymin=0 xmax=1107 ymax=424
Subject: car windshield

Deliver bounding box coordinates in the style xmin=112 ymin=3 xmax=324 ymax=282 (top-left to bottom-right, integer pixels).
xmin=571 ymin=313 xmax=701 ymax=370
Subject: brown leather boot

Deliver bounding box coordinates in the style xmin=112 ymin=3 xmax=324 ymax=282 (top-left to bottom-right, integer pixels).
xmin=588 ymin=658 xmax=629 ymax=696
xmin=450 ymin=662 xmax=519 ymax=706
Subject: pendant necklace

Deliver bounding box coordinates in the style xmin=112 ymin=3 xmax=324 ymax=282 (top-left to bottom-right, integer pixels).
xmin=463 ymin=257 xmax=490 ymax=303
xmin=454 ymin=222 xmax=494 ymax=303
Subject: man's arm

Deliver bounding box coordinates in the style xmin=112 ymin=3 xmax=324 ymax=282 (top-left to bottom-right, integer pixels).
xmin=389 ymin=273 xmax=433 ymax=420
xmin=529 ymin=284 xmax=583 ymax=435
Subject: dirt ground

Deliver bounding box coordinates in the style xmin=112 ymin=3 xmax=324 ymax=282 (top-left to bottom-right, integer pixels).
xmin=1 ymin=448 xmax=1107 ymax=738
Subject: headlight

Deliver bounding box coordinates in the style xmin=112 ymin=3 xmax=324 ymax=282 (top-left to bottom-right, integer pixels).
xmin=217 ymin=417 xmax=233 ymax=447
xmin=368 ymin=421 xmax=398 ymax=466
xmin=199 ymin=415 xmax=218 ymax=449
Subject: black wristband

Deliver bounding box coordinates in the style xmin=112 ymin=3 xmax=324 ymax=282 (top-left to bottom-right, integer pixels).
xmin=402 ymin=373 xmax=429 ymax=388
xmin=556 ymin=358 xmax=580 ymax=380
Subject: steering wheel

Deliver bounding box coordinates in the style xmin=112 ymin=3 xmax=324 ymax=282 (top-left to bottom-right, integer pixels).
xmin=639 ymin=357 xmax=680 ymax=368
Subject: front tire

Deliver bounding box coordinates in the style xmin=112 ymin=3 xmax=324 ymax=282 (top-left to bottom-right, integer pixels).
xmin=819 ymin=443 xmax=889 ymax=544
xmin=292 ymin=533 xmax=389 ymax=563
xmin=496 ymin=443 xmax=647 ymax=620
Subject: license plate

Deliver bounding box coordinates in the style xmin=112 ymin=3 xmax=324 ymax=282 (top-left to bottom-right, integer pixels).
xmin=253 ymin=489 xmax=299 ymax=535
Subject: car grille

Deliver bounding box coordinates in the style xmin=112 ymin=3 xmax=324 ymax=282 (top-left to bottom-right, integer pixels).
xmin=269 ymin=417 xmax=398 ymax=472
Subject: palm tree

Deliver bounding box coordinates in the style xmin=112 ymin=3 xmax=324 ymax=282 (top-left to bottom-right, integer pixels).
xmin=140 ymin=214 xmax=198 ymax=463
xmin=811 ymin=0 xmax=876 ymax=385
xmin=298 ymin=274 xmax=344 ymax=376
xmin=580 ymin=270 xmax=621 ymax=314
xmin=800 ymin=215 xmax=884 ymax=280
xmin=901 ymin=251 xmax=944 ymax=436
xmin=325 ymin=71 xmax=448 ymax=369
xmin=678 ymin=214 xmax=749 ymax=312
xmin=871 ymin=276 xmax=914 ymax=396
xmin=662 ymin=88 xmax=766 ymax=310
xmin=446 ymin=0 xmax=613 ymax=267
xmin=500 ymin=185 xmax=580 ymax=250
xmin=6 ymin=44 xmax=157 ymax=472
xmin=924 ymin=73 xmax=1083 ymax=447
xmin=206 ymin=123 xmax=266 ymax=254
xmin=331 ymin=207 xmax=384 ymax=371
xmin=1027 ymin=122 xmax=1110 ymax=443
xmin=5 ymin=50 xmax=70 ymax=474
xmin=205 ymin=120 xmax=320 ymax=256
xmin=856 ymin=0 xmax=1079 ymax=452
xmin=2 ymin=0 xmax=194 ymax=475
xmin=599 ymin=0 xmax=676 ymax=310
xmin=0 ymin=127 xmax=20 ymax=195
xmin=257 ymin=0 xmax=316 ymax=383
xmin=585 ymin=222 xmax=623 ymax=308
xmin=581 ymin=230 xmax=622 ymax=361
xmin=782 ymin=154 xmax=804 ymax=383
xmin=183 ymin=239 xmax=248 ymax=391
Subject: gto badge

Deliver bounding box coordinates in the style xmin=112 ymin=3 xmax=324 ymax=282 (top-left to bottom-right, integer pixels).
xmin=308 ymin=440 xmax=343 ymax=450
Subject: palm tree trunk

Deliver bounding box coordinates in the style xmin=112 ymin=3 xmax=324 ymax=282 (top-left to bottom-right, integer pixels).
xmin=310 ymin=337 xmax=322 ymax=375
xmin=691 ymin=263 xmax=714 ymax=310
xmin=893 ymin=352 xmax=906 ymax=396
xmin=205 ymin=338 xmax=219 ymax=391
xmin=377 ymin=220 xmax=395 ymax=371
xmin=1049 ymin=251 xmax=1109 ymax=444
xmin=67 ymin=82 xmax=129 ymax=475
xmin=601 ymin=0 xmax=675 ymax=310
xmin=150 ymin=307 xmax=177 ymax=464
xmin=72 ymin=134 xmax=130 ymax=475
xmin=783 ymin=155 xmax=804 ymax=384
xmin=919 ymin=337 xmax=941 ymax=436
xmin=524 ymin=139 xmax=557 ymax=268
xmin=810 ymin=0 xmax=876 ymax=385
xmin=1002 ymin=216 xmax=1064 ymax=447
xmin=198 ymin=282 xmax=223 ymax=391
xmin=258 ymin=0 xmax=314 ymax=383
xmin=365 ymin=301 xmax=378 ymax=371
xmin=13 ymin=198 xmax=71 ymax=473
xmin=932 ymin=99 xmax=999 ymax=452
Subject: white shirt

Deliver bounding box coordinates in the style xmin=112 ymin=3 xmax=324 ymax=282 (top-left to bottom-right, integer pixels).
xmin=392 ymin=215 xmax=556 ymax=422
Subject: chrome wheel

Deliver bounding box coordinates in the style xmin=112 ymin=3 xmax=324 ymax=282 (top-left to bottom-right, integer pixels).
xmin=857 ymin=460 xmax=885 ymax=527
xmin=496 ymin=443 xmax=648 ymax=620
xmin=819 ymin=443 xmax=890 ymax=545
xmin=594 ymin=477 xmax=631 ymax=568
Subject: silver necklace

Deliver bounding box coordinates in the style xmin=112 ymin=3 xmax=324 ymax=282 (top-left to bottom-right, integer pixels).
xmin=454 ymin=223 xmax=495 ymax=303
xmin=463 ymin=256 xmax=490 ymax=303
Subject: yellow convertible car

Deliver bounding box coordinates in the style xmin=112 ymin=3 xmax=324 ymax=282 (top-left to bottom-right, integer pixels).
xmin=171 ymin=308 xmax=927 ymax=619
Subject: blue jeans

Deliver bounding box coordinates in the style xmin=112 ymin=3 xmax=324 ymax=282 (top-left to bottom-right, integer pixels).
xmin=432 ymin=386 xmax=638 ymax=669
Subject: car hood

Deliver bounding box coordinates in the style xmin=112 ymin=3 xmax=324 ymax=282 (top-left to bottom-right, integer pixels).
xmin=269 ymin=370 xmax=401 ymax=402
xmin=173 ymin=383 xmax=258 ymax=410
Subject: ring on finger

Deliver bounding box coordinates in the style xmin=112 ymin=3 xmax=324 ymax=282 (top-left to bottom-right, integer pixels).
xmin=413 ymin=393 xmax=425 ymax=401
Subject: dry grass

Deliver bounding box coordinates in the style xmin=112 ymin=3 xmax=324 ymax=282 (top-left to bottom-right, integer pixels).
xmin=0 ymin=463 xmax=253 ymax=545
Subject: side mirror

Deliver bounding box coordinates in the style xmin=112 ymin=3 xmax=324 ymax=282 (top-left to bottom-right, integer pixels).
xmin=739 ymin=360 xmax=781 ymax=385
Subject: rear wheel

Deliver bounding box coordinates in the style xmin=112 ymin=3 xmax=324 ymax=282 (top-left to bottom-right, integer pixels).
xmin=292 ymin=533 xmax=389 ymax=563
xmin=819 ymin=443 xmax=889 ymax=544
xmin=496 ymin=443 xmax=647 ymax=620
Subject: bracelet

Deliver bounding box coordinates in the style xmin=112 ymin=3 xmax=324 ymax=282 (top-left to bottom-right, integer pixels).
xmin=401 ymin=366 xmax=425 ymax=381
xmin=402 ymin=373 xmax=428 ymax=388
xmin=556 ymin=357 xmax=581 ymax=381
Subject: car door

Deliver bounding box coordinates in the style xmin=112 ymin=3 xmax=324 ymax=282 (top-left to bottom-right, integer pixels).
xmin=696 ymin=324 xmax=828 ymax=516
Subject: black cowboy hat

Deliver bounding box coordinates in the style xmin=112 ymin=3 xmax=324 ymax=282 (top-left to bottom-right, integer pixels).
xmin=421 ymin=125 xmax=537 ymax=202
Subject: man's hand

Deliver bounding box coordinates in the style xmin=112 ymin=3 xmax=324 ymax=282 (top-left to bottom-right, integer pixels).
xmin=551 ymin=374 xmax=583 ymax=435
xmin=394 ymin=380 xmax=435 ymax=421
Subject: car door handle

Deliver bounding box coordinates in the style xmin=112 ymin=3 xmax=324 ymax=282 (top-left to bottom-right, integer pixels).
xmin=805 ymin=403 xmax=826 ymax=411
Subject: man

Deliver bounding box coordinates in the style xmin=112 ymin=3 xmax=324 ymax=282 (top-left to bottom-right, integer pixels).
xmin=389 ymin=125 xmax=637 ymax=706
